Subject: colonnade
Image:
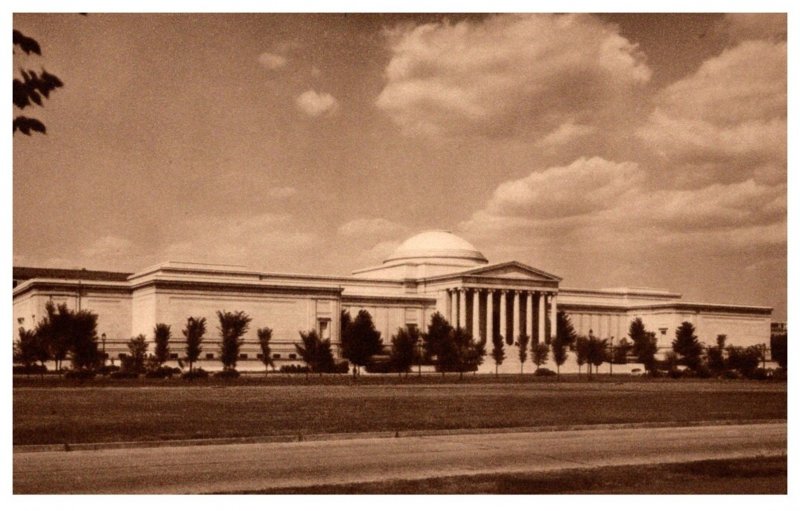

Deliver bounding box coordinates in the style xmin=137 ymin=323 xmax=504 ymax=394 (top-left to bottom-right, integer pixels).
xmin=444 ymin=288 xmax=557 ymax=345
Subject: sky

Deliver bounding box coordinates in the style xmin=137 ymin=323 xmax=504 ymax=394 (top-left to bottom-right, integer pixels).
xmin=12 ymin=12 xmax=787 ymax=320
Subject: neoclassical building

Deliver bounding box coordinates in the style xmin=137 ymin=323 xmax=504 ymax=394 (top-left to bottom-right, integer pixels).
xmin=12 ymin=230 xmax=773 ymax=373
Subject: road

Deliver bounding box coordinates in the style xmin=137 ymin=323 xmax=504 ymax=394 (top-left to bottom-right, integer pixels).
xmin=14 ymin=422 xmax=786 ymax=494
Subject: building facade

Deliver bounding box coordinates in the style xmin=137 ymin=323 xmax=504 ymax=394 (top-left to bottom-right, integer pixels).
xmin=12 ymin=230 xmax=773 ymax=373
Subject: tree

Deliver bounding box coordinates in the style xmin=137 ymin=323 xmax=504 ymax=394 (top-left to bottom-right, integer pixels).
xmin=257 ymin=327 xmax=274 ymax=376
xmin=13 ymin=29 xmax=64 ymax=135
xmin=296 ymin=330 xmax=335 ymax=375
xmin=672 ymin=321 xmax=703 ymax=371
xmin=183 ymin=316 xmax=206 ymax=374
xmin=125 ymin=335 xmax=148 ymax=373
xmin=531 ymin=342 xmax=549 ymax=371
xmin=423 ymin=312 xmax=455 ymax=375
xmin=70 ymin=309 xmax=100 ymax=370
xmin=706 ymin=334 xmax=727 ymax=374
xmin=14 ymin=328 xmax=39 ymax=374
xmin=341 ymin=309 xmax=383 ymax=377
xmin=516 ymin=334 xmax=530 ymax=374
xmin=217 ymin=310 xmax=252 ymax=371
xmin=153 ymin=323 xmax=171 ymax=366
xmin=448 ymin=327 xmax=486 ymax=379
xmin=552 ymin=312 xmax=576 ymax=378
xmin=770 ymin=333 xmax=787 ymax=370
xmin=613 ymin=338 xmax=632 ymax=364
xmin=726 ymin=345 xmax=761 ymax=378
xmin=574 ymin=335 xmax=589 ymax=377
xmin=389 ymin=326 xmax=418 ymax=376
xmin=587 ymin=335 xmax=607 ymax=377
xmin=35 ymin=301 xmax=73 ymax=372
xmin=490 ymin=334 xmax=505 ymax=376
xmin=629 ymin=318 xmax=658 ymax=375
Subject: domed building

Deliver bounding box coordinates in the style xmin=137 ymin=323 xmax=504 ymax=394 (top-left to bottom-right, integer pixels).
xmin=13 ymin=229 xmax=772 ymax=374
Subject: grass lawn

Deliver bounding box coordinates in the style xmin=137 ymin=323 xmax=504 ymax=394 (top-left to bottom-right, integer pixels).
xmin=263 ymin=456 xmax=787 ymax=494
xmin=13 ymin=377 xmax=786 ymax=445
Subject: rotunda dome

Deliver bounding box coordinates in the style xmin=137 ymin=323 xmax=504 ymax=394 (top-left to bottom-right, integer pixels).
xmin=384 ymin=230 xmax=488 ymax=265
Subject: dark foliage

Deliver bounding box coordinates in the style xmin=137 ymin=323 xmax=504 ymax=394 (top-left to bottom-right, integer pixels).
xmin=183 ymin=316 xmax=207 ymax=373
xmin=110 ymin=371 xmax=140 ymax=379
xmin=726 ymin=346 xmax=762 ymax=378
xmin=770 ymin=333 xmax=787 ymax=369
xmin=706 ymin=334 xmax=727 ymax=374
xmin=423 ymin=312 xmax=454 ymax=373
xmin=124 ymin=335 xmax=148 ymax=373
xmin=279 ymin=364 xmax=310 ymax=374
xmin=13 ymin=29 xmax=64 ymax=135
xmin=516 ymin=334 xmax=530 ymax=373
xmin=551 ymin=312 xmax=576 ymax=376
xmin=490 ymin=334 xmax=505 ymax=375
xmin=257 ymin=327 xmax=274 ymax=373
xmin=295 ymin=330 xmax=336 ymax=373
xmin=672 ymin=322 xmax=703 ymax=371
xmin=531 ymin=341 xmax=549 ymax=370
xmin=153 ymin=323 xmax=171 ymax=365
xmin=388 ymin=326 xmax=419 ymax=375
xmin=181 ymin=368 xmax=209 ymax=379
xmin=534 ymin=367 xmax=557 ymax=377
xmin=217 ymin=310 xmax=252 ymax=371
xmin=213 ymin=369 xmax=241 ymax=379
xmin=629 ymin=318 xmax=658 ymax=374
xmin=64 ymin=369 xmax=96 ymax=380
xmin=436 ymin=327 xmax=486 ymax=376
xmin=145 ymin=366 xmax=180 ymax=378
xmin=341 ymin=309 xmax=384 ymax=375
xmin=612 ymin=338 xmax=632 ymax=364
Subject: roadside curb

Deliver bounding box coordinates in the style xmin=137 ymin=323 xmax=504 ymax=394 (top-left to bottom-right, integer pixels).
xmin=13 ymin=418 xmax=786 ymax=454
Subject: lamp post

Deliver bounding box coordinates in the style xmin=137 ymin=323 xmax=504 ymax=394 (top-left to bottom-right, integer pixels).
xmin=101 ymin=333 xmax=107 ymax=366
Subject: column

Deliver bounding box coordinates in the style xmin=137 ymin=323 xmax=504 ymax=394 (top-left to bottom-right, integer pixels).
xmin=550 ymin=293 xmax=558 ymax=341
xmin=538 ymin=292 xmax=545 ymax=345
xmin=459 ymin=288 xmax=467 ymax=329
xmin=499 ymin=290 xmax=507 ymax=343
xmin=486 ymin=290 xmax=494 ymax=345
xmin=526 ymin=292 xmax=534 ymax=339
xmin=472 ymin=289 xmax=481 ymax=340
xmin=444 ymin=290 xmax=453 ymax=323
xmin=512 ymin=291 xmax=520 ymax=343
xmin=449 ymin=289 xmax=458 ymax=325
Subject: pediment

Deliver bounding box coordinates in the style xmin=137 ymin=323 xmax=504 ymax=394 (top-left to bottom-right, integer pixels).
xmin=464 ymin=261 xmax=561 ymax=282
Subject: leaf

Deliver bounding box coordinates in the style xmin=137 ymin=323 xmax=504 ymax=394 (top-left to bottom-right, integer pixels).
xmin=13 ymin=79 xmax=31 ymax=108
xmin=13 ymin=116 xmax=47 ymax=136
xmin=13 ymin=30 xmax=42 ymax=55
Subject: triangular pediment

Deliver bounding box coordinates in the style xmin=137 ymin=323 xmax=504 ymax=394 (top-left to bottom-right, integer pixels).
xmin=464 ymin=261 xmax=561 ymax=282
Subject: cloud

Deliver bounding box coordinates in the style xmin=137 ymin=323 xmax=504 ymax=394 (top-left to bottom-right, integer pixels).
xmin=375 ymin=14 xmax=651 ymax=139
xmin=460 ymin=157 xmax=785 ymax=258
xmin=258 ymin=51 xmax=288 ymax=70
xmin=337 ymin=218 xmax=407 ymax=238
xmin=267 ymin=186 xmax=297 ymax=199
xmin=296 ymin=90 xmax=339 ymax=117
xmin=637 ymin=39 xmax=786 ymax=185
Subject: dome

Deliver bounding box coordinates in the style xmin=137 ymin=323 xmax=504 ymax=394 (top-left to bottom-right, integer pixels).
xmin=384 ymin=230 xmax=488 ymax=265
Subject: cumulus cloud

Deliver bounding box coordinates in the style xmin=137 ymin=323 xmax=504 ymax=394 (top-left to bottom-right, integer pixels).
xmin=637 ymin=39 xmax=786 ymax=185
xmin=375 ymin=14 xmax=651 ymax=139
xmin=337 ymin=218 xmax=407 ymax=238
xmin=460 ymin=157 xmax=785 ymax=258
xmin=258 ymin=51 xmax=288 ymax=70
xmin=267 ymin=186 xmax=297 ymax=199
xmin=296 ymin=90 xmax=339 ymax=117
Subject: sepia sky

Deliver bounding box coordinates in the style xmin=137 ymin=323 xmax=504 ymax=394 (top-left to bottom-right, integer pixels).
xmin=12 ymin=13 xmax=787 ymax=319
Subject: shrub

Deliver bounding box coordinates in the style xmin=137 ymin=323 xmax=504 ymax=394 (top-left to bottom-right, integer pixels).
xmin=534 ymin=367 xmax=557 ymax=376
xmin=213 ymin=369 xmax=240 ymax=379
xmin=365 ymin=358 xmax=394 ymax=373
xmin=279 ymin=364 xmax=309 ymax=374
xmin=694 ymin=365 xmax=713 ymax=379
xmin=96 ymin=365 xmax=120 ymax=375
xmin=750 ymin=368 xmax=770 ymax=380
xmin=721 ymin=369 xmax=740 ymax=379
xmin=181 ymin=368 xmax=209 ymax=379
xmin=64 ymin=369 xmax=96 ymax=380
xmin=13 ymin=364 xmax=47 ymax=375
xmin=110 ymin=371 xmax=139 ymax=379
xmin=332 ymin=360 xmax=350 ymax=374
xmin=145 ymin=366 xmax=179 ymax=379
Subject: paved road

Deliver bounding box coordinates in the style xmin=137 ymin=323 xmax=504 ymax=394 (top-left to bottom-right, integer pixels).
xmin=14 ymin=422 xmax=786 ymax=494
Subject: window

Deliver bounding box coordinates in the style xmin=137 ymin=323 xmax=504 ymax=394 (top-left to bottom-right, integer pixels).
xmin=170 ymin=353 xmax=179 ymax=360
xmin=289 ymin=353 xmax=297 ymax=360
xmin=206 ymin=353 xmax=215 ymax=360
xmin=318 ymin=319 xmax=330 ymax=339
xmin=240 ymin=353 xmax=248 ymax=360
xmin=274 ymin=354 xmax=281 ymax=359
xmin=256 ymin=353 xmax=264 ymax=360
